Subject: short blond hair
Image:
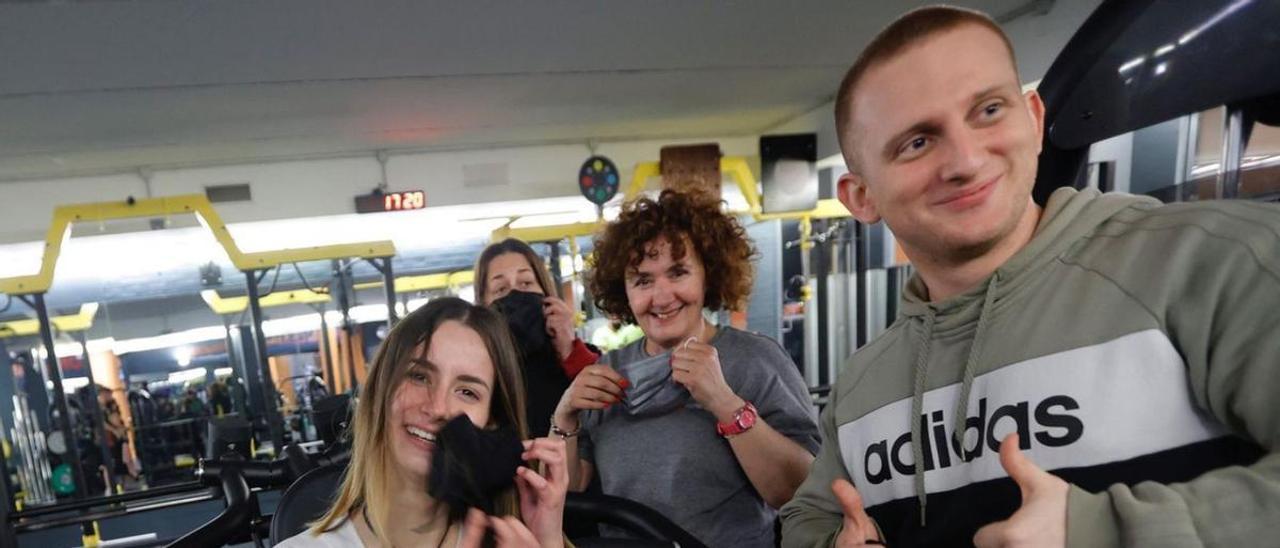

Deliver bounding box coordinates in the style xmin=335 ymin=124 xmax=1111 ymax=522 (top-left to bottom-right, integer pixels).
xmin=835 ymin=5 xmax=1017 ymax=169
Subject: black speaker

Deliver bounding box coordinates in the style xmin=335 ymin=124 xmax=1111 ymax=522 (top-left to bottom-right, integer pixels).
xmin=761 ymin=133 xmax=818 ymax=213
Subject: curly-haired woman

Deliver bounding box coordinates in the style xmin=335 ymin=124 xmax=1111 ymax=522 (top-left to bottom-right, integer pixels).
xmin=551 ymin=189 xmax=820 ymax=547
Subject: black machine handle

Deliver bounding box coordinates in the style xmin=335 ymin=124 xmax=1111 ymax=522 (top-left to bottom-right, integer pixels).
xmin=165 ymin=444 xmax=345 ymax=548
xmin=165 ymin=463 xmax=254 ymax=548
xmin=195 ymin=443 xmax=340 ymax=490
xmin=565 ymin=492 xmax=708 ymax=548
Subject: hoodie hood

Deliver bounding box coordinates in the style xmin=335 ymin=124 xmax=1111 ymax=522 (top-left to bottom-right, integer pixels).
xmin=900 ymin=187 xmax=1158 ymax=319
xmin=897 ymin=187 xmax=1158 ymax=526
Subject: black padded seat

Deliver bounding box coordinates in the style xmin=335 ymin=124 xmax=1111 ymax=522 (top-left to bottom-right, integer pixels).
xmin=269 ymin=463 xmax=346 ymax=544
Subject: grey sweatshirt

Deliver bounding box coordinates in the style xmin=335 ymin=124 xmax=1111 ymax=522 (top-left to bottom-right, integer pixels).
xmin=781 ymin=187 xmax=1280 ymax=547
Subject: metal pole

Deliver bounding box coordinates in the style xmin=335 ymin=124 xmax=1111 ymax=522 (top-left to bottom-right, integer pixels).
xmin=316 ymin=305 xmax=335 ymax=391
xmin=0 ymin=340 xmax=17 ymax=536
xmin=885 ymin=267 xmax=900 ymax=324
xmin=220 ymin=317 xmax=245 ymax=416
xmin=799 ymin=218 xmax=819 ymax=387
xmin=548 ymin=242 xmax=564 ymax=299
xmin=0 ymin=424 xmax=12 ymax=546
xmin=228 ymin=320 xmax=263 ymax=420
xmin=379 ymin=258 xmax=397 ymax=328
xmin=814 ymin=220 xmax=832 ymax=387
xmin=853 ymin=222 xmax=869 ymax=349
xmin=33 ymin=293 xmax=88 ymax=500
xmin=0 ymin=415 xmax=14 ymax=547
xmin=243 ymin=270 xmax=285 ymax=454
xmin=1216 ymin=106 xmax=1244 ymax=200
xmin=334 ymin=260 xmax=359 ymax=394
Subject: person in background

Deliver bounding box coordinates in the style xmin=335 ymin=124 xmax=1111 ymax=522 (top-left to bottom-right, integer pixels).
xmin=207 ymin=381 xmax=232 ymax=416
xmin=553 ymin=189 xmax=820 ymax=547
xmin=475 ymin=238 xmax=600 ymax=438
xmin=96 ymin=385 xmax=133 ymax=480
xmin=589 ymin=318 xmax=644 ymax=352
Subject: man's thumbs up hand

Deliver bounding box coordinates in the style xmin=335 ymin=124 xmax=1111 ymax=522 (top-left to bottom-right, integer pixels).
xmin=973 ymin=434 xmax=1069 ymax=548
xmin=833 ymin=479 xmax=883 ymax=546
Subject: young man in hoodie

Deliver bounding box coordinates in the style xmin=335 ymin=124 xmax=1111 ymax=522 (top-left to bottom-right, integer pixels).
xmin=780 ymin=5 xmax=1279 ymax=548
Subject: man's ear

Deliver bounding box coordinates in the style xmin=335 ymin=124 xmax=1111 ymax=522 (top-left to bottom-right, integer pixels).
xmin=1024 ymin=88 xmax=1047 ymax=155
xmin=837 ymin=171 xmax=882 ymax=224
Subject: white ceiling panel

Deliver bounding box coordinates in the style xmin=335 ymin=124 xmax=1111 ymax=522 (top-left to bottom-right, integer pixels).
xmin=0 ymin=0 xmax=1035 ymax=181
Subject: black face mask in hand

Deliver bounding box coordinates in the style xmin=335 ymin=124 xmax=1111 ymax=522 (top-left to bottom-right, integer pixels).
xmin=490 ymin=290 xmax=558 ymax=366
xmin=427 ymin=414 xmax=524 ymax=515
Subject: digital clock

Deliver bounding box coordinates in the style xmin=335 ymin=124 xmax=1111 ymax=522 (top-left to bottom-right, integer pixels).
xmin=354 ymin=190 xmax=426 ymax=213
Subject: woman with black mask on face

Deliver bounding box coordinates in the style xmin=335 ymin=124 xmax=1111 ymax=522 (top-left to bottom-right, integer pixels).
xmin=475 ymin=239 xmax=600 ymax=438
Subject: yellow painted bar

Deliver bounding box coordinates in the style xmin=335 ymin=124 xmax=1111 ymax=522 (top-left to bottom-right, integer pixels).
xmin=0 ymin=303 xmax=98 ymax=338
xmin=485 ymin=199 xmax=848 ymax=248
xmin=622 ymin=157 xmax=761 ymax=211
xmin=354 ymin=271 xmax=475 ymax=293
xmin=200 ymin=289 xmax=331 ymax=315
xmin=489 ymin=155 xmax=851 ymax=245
xmin=753 ymin=198 xmax=853 ymax=221
xmin=624 ymin=161 xmax=661 ymax=201
xmin=0 ymin=195 xmax=396 ymax=296
xmin=721 ymin=157 xmax=763 ymax=213
xmin=492 ymin=221 xmax=602 ymax=244
xmin=239 ymin=243 xmax=396 ymax=269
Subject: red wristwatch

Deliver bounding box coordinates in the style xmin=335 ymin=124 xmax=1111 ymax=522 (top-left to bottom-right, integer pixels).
xmin=716 ymin=402 xmax=758 ymax=437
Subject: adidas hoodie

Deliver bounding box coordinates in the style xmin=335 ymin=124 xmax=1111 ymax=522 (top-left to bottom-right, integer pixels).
xmin=781 ymin=187 xmax=1280 ymax=547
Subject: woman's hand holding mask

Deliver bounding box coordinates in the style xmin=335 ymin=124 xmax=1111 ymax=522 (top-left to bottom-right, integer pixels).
xmin=516 ymin=437 xmax=569 ymax=547
xmin=461 ymin=507 xmax=551 ymax=548
xmin=552 ymin=364 xmax=629 ymax=432
xmin=456 ymin=437 xmax=568 ymax=548
xmin=670 ymin=339 xmax=743 ymax=422
xmin=541 ymin=296 xmax=576 ymax=361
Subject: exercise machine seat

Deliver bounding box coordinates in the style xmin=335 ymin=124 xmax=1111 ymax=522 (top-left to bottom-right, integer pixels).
xmin=269 ymin=463 xmax=346 ymax=544
xmin=565 ymin=492 xmax=707 ymax=548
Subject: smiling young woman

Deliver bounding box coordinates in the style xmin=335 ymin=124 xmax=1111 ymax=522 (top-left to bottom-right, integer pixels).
xmin=279 ymin=298 xmax=569 ymax=548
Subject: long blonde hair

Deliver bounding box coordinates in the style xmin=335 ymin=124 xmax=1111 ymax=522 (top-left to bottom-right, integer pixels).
xmin=309 ymin=298 xmax=529 ymax=542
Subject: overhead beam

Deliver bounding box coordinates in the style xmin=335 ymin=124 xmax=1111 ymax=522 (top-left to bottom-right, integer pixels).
xmin=0 ymin=302 xmax=98 ymax=338
xmin=500 ymin=156 xmax=851 ymax=243
xmin=200 ymin=289 xmax=331 ymax=315
xmin=352 ymin=271 xmax=476 ymax=293
xmin=0 ymin=194 xmax=396 ymax=296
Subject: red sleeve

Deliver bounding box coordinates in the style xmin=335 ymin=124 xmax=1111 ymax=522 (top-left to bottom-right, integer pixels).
xmin=560 ymin=338 xmax=599 ymax=378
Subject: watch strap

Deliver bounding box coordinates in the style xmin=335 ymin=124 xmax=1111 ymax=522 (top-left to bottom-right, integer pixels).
xmin=716 ymin=401 xmax=757 ymax=437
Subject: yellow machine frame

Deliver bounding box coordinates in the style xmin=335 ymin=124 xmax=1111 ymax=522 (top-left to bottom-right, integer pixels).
xmin=0 ymin=303 xmax=99 ymax=338
xmin=353 ymin=271 xmax=475 ymax=294
xmin=492 ymin=156 xmax=851 ymax=244
xmin=0 ymin=194 xmax=396 ymax=296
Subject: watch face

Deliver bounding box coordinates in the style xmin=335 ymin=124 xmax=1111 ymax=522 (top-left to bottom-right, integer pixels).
xmin=740 ymin=406 xmax=758 ymax=428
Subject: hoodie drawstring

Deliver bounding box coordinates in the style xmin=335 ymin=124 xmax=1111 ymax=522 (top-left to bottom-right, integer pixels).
xmin=951 ymin=275 xmax=999 ymax=460
xmin=909 ymin=308 xmax=935 ymax=527
xmin=909 ymin=274 xmax=999 ymax=528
